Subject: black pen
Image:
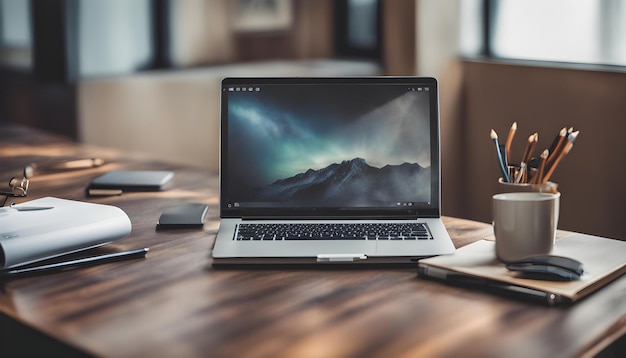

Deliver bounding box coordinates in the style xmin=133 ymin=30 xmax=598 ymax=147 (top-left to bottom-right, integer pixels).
xmin=453 ymin=274 xmax=565 ymax=306
xmin=418 ymin=265 xmax=567 ymax=306
xmin=0 ymin=248 xmax=149 ymax=278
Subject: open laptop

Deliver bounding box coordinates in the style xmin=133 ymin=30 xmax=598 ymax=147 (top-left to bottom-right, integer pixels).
xmin=212 ymin=77 xmax=455 ymax=265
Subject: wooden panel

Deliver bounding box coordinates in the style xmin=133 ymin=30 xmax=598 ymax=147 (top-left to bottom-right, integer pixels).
xmin=381 ymin=0 xmax=416 ymax=75
xmin=234 ymin=0 xmax=335 ymax=62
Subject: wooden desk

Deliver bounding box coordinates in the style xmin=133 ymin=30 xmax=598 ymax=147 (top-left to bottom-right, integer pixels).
xmin=1 ymin=125 xmax=625 ymax=357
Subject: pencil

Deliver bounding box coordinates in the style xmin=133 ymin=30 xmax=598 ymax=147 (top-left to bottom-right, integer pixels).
xmin=499 ymin=144 xmax=509 ymax=171
xmin=548 ymin=127 xmax=566 ymax=155
xmin=520 ymin=133 xmax=538 ymax=166
xmin=515 ymin=162 xmax=526 ymax=183
xmin=547 ymin=128 xmax=567 ymax=165
xmin=531 ymin=149 xmax=549 ymax=184
xmin=491 ymin=129 xmax=511 ymax=182
xmin=505 ymin=122 xmax=517 ymax=163
xmin=542 ymin=131 xmax=579 ymax=183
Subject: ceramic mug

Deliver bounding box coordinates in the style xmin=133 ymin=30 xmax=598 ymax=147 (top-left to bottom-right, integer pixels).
xmin=492 ymin=192 xmax=560 ymax=262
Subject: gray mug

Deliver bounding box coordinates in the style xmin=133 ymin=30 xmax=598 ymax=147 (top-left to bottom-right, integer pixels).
xmin=492 ymin=192 xmax=560 ymax=262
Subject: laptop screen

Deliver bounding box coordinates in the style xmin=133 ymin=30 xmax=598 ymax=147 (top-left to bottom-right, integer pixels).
xmin=220 ymin=77 xmax=440 ymax=218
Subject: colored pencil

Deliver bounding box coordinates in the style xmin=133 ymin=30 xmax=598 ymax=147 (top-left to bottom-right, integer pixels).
xmin=547 ymin=127 xmax=567 ymax=165
xmin=520 ymin=133 xmax=538 ymax=166
xmin=531 ymin=149 xmax=549 ymax=184
xmin=505 ymin=122 xmax=517 ymax=163
xmin=542 ymin=131 xmax=579 ymax=183
xmin=491 ymin=129 xmax=511 ymax=182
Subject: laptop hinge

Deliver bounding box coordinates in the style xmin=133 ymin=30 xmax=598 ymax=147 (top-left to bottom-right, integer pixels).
xmin=316 ymin=254 xmax=367 ymax=263
xmin=241 ymin=216 xmax=419 ymax=221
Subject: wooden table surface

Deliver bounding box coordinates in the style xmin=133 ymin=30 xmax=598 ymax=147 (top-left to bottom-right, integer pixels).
xmin=1 ymin=124 xmax=625 ymax=358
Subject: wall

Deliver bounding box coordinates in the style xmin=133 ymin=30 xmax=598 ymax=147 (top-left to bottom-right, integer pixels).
xmin=459 ymin=61 xmax=626 ymax=240
xmin=78 ymin=59 xmax=381 ymax=171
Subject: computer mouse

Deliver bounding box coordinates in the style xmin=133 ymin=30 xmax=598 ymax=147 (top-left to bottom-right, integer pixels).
xmin=505 ymin=255 xmax=584 ymax=281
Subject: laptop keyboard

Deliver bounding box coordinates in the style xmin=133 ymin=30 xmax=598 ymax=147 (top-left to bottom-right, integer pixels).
xmin=235 ymin=223 xmax=433 ymax=241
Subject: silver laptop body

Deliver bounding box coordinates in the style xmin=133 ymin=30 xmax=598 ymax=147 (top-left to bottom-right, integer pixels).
xmin=212 ymin=77 xmax=454 ymax=265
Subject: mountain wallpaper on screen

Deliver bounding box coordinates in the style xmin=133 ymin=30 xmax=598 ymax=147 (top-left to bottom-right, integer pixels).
xmin=226 ymin=86 xmax=433 ymax=206
xmin=255 ymin=157 xmax=430 ymax=206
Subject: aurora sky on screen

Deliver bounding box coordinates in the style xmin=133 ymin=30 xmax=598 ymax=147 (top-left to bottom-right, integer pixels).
xmin=227 ymin=84 xmax=431 ymax=191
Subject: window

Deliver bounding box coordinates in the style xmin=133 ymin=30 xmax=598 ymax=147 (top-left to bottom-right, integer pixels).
xmin=78 ymin=0 xmax=153 ymax=77
xmin=335 ymin=0 xmax=380 ymax=59
xmin=1 ymin=0 xmax=156 ymax=80
xmin=460 ymin=0 xmax=626 ymax=67
xmin=0 ymin=0 xmax=30 ymax=47
xmin=0 ymin=0 xmax=32 ymax=68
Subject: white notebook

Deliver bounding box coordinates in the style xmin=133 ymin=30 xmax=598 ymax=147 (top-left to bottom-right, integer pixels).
xmin=0 ymin=197 xmax=132 ymax=269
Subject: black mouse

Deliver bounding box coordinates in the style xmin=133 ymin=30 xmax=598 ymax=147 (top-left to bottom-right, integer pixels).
xmin=505 ymin=255 xmax=584 ymax=281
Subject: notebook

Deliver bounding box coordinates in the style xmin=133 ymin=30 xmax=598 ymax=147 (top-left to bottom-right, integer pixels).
xmin=418 ymin=234 xmax=626 ymax=305
xmin=211 ymin=77 xmax=455 ymax=265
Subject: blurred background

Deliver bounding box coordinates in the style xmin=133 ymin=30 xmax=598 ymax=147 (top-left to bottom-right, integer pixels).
xmin=1 ymin=0 xmax=625 ymax=239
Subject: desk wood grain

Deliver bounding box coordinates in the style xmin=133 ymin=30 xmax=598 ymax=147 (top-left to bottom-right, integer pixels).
xmin=1 ymin=125 xmax=625 ymax=358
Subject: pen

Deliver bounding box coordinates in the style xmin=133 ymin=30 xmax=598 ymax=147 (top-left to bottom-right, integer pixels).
xmin=9 ymin=204 xmax=54 ymax=211
xmin=490 ymin=129 xmax=510 ymax=182
xmin=0 ymin=248 xmax=149 ymax=278
xmin=418 ymin=265 xmax=566 ymax=306
xmin=24 ymin=158 xmax=105 ymax=178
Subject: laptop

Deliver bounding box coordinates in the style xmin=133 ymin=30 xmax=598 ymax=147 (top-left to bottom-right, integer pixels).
xmin=212 ymin=77 xmax=455 ymax=265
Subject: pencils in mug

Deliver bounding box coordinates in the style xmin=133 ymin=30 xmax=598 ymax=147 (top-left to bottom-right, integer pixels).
xmin=491 ymin=124 xmax=578 ymax=184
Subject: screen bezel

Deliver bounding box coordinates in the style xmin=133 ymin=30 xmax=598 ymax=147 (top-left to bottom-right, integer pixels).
xmin=219 ymin=77 xmax=441 ymax=219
